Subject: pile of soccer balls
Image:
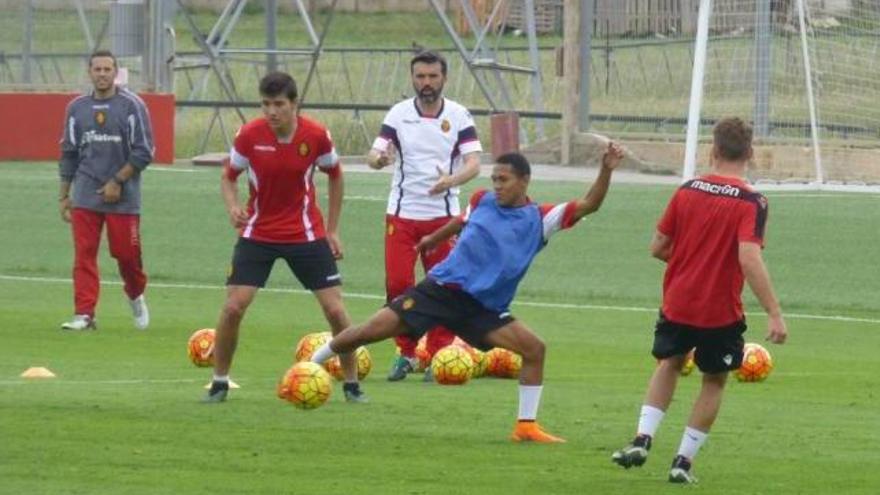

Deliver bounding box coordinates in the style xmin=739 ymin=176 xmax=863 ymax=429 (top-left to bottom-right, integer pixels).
xmin=185 ymin=328 xmax=371 ymax=410
xmin=293 ymin=331 xmax=373 ymax=382
xmin=395 ymin=335 xmax=521 ymax=385
xmin=429 ymin=337 xmax=522 ymax=385
xmin=281 ymin=331 xmax=373 ymax=409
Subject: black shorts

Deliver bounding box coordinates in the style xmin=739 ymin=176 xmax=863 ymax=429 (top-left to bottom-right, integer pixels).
xmin=651 ymin=312 xmax=746 ymax=374
xmin=226 ymin=238 xmax=341 ymax=290
xmin=387 ymin=279 xmax=514 ymax=351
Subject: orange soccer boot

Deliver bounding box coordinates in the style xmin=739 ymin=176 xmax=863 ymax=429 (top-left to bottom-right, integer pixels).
xmin=510 ymin=420 xmax=566 ymax=443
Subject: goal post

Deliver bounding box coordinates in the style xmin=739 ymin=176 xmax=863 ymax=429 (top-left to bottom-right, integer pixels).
xmin=682 ymin=0 xmax=880 ymax=192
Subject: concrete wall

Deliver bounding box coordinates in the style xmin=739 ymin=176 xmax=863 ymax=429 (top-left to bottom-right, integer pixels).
xmin=531 ymin=134 xmax=880 ymax=182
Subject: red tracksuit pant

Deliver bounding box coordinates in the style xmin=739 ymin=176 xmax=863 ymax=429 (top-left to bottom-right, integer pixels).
xmin=71 ymin=208 xmax=147 ymax=317
xmin=385 ymin=215 xmax=456 ymax=358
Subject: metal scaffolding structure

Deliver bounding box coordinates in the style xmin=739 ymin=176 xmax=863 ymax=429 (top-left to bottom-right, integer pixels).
xmin=5 ymin=0 xmax=549 ymax=154
xmin=174 ymin=0 xmax=547 ymax=152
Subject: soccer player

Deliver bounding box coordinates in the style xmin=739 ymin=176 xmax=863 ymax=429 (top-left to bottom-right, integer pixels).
xmin=204 ymin=71 xmax=366 ymax=403
xmin=312 ymin=146 xmax=625 ymax=442
xmin=367 ymin=50 xmax=482 ymax=382
xmin=611 ymin=117 xmax=788 ymax=483
xmin=58 ymin=50 xmax=154 ymax=331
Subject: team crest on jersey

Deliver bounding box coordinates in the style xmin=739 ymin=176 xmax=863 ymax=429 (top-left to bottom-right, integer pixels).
xmin=94 ymin=110 xmax=106 ymax=126
xmin=402 ymin=298 xmax=415 ymax=310
xmin=440 ymin=119 xmax=451 ymax=133
xmin=298 ymin=142 xmax=310 ymax=156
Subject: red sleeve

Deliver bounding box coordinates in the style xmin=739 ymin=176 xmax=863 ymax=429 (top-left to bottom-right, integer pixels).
xmin=738 ymin=194 xmax=768 ymax=247
xmin=316 ymin=127 xmax=332 ymax=157
xmin=657 ymin=191 xmax=680 ymax=236
xmin=539 ymin=201 xmax=579 ymax=229
xmin=468 ymin=189 xmax=488 ymax=211
xmin=462 ymin=189 xmax=488 ymax=222
xmin=314 ymin=127 xmax=340 ymax=172
xmin=232 ymin=125 xmax=251 ymax=160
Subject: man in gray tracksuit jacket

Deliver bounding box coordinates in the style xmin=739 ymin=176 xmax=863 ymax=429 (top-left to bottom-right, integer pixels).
xmin=58 ymin=50 xmax=154 ymax=331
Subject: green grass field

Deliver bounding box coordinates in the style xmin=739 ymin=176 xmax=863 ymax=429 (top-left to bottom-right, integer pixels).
xmin=1 ymin=162 xmax=879 ymax=494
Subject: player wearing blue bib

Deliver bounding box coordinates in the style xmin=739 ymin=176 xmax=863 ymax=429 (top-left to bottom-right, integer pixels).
xmin=312 ymin=146 xmax=624 ymax=442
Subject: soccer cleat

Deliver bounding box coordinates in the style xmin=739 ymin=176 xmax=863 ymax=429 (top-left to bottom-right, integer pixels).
xmin=668 ymin=455 xmax=698 ymax=484
xmin=510 ymin=421 xmax=566 ymax=443
xmin=422 ymin=365 xmax=434 ymax=383
xmin=202 ymin=381 xmax=229 ymax=403
xmin=612 ymin=434 xmax=652 ymax=469
xmin=387 ymin=356 xmax=415 ymax=381
xmin=129 ymin=294 xmax=149 ymax=330
xmin=61 ymin=314 xmax=97 ymax=331
xmin=343 ymin=383 xmax=369 ymax=404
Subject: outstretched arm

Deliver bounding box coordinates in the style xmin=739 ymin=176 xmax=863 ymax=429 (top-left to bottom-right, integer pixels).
xmin=739 ymin=242 xmax=787 ymax=344
xmin=571 ymin=142 xmax=625 ymax=220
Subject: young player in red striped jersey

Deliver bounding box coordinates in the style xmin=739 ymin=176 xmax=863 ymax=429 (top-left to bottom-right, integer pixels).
xmin=204 ymin=72 xmax=365 ymax=403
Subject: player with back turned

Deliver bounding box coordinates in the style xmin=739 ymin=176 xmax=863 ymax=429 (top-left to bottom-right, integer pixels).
xmin=611 ymin=117 xmax=788 ymax=483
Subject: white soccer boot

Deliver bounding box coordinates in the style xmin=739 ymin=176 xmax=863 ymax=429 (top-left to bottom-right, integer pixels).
xmin=61 ymin=314 xmax=97 ymax=331
xmin=129 ymin=294 xmax=150 ymax=330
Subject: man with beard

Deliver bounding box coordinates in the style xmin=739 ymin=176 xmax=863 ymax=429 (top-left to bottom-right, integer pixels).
xmin=367 ymin=50 xmax=482 ymax=382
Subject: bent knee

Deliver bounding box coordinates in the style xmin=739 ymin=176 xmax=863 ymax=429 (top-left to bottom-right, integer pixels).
xmin=521 ymin=337 xmax=546 ymax=362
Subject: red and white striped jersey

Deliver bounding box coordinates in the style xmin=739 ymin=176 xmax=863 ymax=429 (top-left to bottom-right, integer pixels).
xmin=226 ymin=116 xmax=339 ymax=243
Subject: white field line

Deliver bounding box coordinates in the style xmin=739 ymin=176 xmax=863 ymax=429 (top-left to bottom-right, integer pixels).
xmin=0 ymin=370 xmax=862 ymax=387
xmin=1 ymin=274 xmax=878 ymax=325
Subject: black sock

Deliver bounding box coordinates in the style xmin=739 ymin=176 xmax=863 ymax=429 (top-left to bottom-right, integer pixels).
xmin=343 ymin=382 xmax=360 ymax=393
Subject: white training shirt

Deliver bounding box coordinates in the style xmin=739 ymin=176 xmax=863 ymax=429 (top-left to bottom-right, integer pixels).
xmin=372 ymin=97 xmax=482 ymax=220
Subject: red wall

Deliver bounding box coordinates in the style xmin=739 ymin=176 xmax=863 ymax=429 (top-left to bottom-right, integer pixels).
xmin=0 ymin=92 xmax=175 ymax=164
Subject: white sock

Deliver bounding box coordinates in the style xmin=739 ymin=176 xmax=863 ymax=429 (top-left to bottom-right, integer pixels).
xmin=637 ymin=405 xmax=665 ymax=438
xmin=212 ymin=374 xmax=229 ymax=384
xmin=517 ymin=385 xmax=543 ymax=421
xmin=310 ymin=342 xmax=336 ymax=364
xmin=676 ymin=426 xmax=708 ymax=460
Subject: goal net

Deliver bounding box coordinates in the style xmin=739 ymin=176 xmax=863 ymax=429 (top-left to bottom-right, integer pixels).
xmin=683 ymin=0 xmax=880 ymax=191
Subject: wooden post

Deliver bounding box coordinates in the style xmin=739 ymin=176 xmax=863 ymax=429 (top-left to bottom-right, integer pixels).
xmin=561 ymin=0 xmax=581 ymax=165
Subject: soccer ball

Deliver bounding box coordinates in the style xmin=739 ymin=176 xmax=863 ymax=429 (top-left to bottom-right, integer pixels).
xmin=431 ymin=345 xmax=474 ymax=385
xmin=323 ymin=346 xmax=373 ymax=381
xmin=485 ymin=347 xmax=522 ymax=379
xmin=735 ymin=343 xmax=773 ymax=382
xmin=655 ymin=350 xmax=696 ymax=376
xmin=187 ymin=328 xmax=215 ymax=367
xmin=277 ymin=362 xmax=332 ymax=409
xmin=681 ymin=350 xmax=696 ymax=376
xmin=293 ymin=331 xmax=331 ymax=362
xmin=452 ymin=337 xmax=486 ymax=378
